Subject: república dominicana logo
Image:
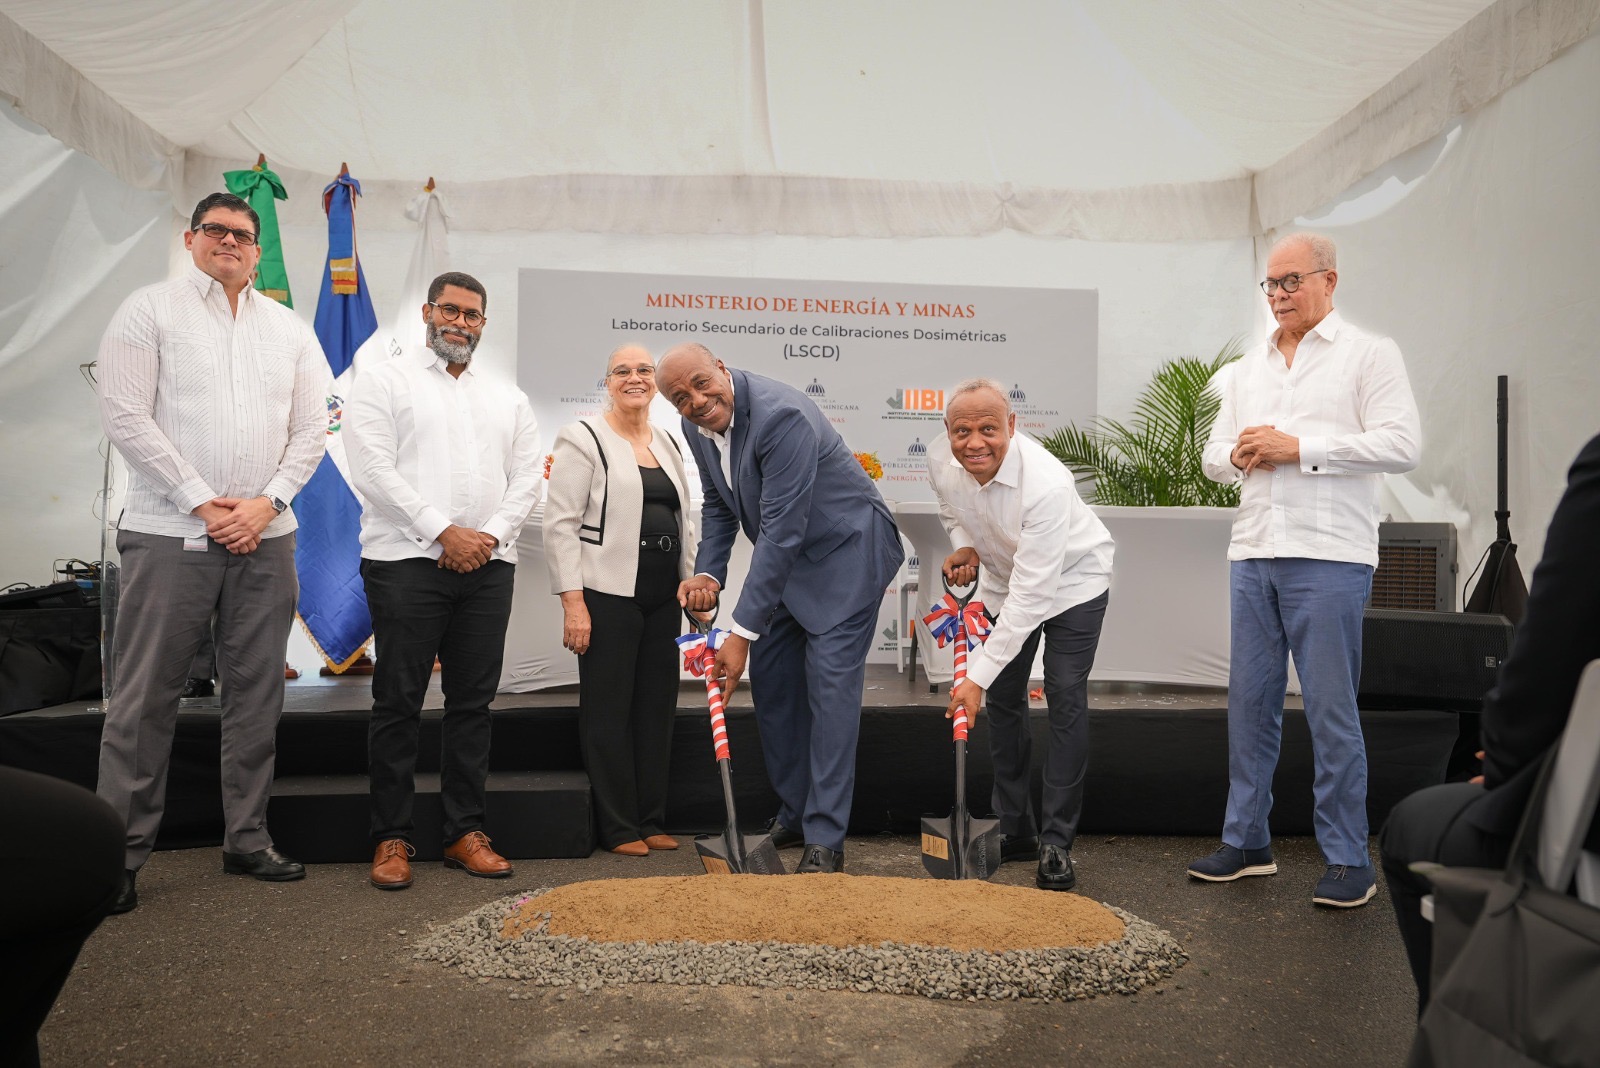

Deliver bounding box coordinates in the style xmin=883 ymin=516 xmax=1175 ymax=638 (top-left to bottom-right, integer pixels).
xmin=1004 ymin=381 xmax=1063 ymax=432
xmin=801 ymin=376 xmax=858 ymax=425
xmin=325 ymin=393 xmax=344 ymax=434
xmin=881 ymin=436 xmax=932 ymax=484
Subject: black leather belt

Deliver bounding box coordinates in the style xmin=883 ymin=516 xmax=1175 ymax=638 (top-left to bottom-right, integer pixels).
xmin=640 ymin=534 xmax=680 ymax=552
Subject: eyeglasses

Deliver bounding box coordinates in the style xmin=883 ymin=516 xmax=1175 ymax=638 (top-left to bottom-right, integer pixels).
xmin=1260 ymin=269 xmax=1328 ymax=295
xmin=427 ymin=302 xmax=486 ymax=327
xmin=194 ymin=222 xmax=259 ymax=246
xmin=608 ymin=365 xmax=655 ymax=380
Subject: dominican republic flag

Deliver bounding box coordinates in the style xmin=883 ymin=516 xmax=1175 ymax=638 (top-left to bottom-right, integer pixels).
xmin=295 ymin=170 xmax=377 ymax=673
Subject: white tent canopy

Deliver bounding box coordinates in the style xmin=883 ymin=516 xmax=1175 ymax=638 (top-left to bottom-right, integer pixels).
xmin=2 ymin=0 xmax=1594 ymax=238
xmin=1 ymin=0 xmax=1597 ymax=620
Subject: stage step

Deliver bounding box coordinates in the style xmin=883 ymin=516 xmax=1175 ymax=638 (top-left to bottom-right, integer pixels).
xmin=267 ymin=771 xmax=595 ymax=863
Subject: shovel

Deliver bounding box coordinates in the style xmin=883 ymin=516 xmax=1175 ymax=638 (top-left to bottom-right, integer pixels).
xmin=676 ymin=606 xmax=785 ymax=876
xmin=920 ymin=568 xmax=1002 ymax=880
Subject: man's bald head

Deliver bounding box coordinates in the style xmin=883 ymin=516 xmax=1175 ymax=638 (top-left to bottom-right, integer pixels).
xmin=657 ymin=342 xmax=734 ymax=433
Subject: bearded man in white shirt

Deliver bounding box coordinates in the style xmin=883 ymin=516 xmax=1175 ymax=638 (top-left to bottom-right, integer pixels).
xmin=97 ymin=192 xmax=333 ymax=913
xmin=929 ymin=380 xmax=1115 ymax=892
xmin=1187 ymin=232 xmax=1421 ymax=908
xmin=344 ymin=272 xmax=542 ymax=891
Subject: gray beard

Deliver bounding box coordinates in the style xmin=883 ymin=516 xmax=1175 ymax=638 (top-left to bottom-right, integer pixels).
xmin=428 ymin=321 xmax=478 ymax=364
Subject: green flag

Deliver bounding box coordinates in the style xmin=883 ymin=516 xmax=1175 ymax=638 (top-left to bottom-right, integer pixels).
xmin=223 ymin=162 xmax=293 ymax=308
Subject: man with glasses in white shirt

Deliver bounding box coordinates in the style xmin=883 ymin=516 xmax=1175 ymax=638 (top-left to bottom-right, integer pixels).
xmin=928 ymin=379 xmax=1115 ymax=892
xmin=1187 ymin=232 xmax=1421 ymax=907
xmin=96 ymin=192 xmax=332 ymax=913
xmin=345 ymin=272 xmax=542 ymax=892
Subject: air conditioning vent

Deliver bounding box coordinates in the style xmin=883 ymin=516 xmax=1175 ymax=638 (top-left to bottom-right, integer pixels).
xmin=1372 ymin=522 xmax=1458 ymax=612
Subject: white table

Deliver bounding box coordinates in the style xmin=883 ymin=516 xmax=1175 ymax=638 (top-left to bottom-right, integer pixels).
xmin=890 ymin=501 xmax=1236 ymax=687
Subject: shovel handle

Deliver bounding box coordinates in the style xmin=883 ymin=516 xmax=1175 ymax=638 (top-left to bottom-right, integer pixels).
xmin=683 ymin=601 xmax=719 ymax=632
xmin=700 ymin=652 xmax=731 ymax=761
xmin=941 ymin=563 xmax=979 ymax=609
xmin=951 ymin=629 xmax=971 ymax=741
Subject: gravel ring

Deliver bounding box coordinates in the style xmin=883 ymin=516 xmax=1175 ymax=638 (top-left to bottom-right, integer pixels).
xmin=413 ymin=888 xmax=1188 ymax=1003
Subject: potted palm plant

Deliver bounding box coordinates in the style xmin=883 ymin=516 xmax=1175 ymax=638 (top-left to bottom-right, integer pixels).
xmin=1038 ymin=342 xmax=1244 ymax=506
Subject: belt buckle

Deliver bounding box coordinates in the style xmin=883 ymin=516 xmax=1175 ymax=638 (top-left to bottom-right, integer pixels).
xmin=644 ymin=535 xmax=674 ymax=551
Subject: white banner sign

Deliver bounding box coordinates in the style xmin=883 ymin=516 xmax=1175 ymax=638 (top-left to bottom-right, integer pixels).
xmin=510 ymin=268 xmax=1097 ymax=675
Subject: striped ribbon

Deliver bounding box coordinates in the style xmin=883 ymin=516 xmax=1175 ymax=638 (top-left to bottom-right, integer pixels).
xmin=923 ymin=596 xmax=989 ymax=742
xmin=676 ymin=628 xmax=731 ymax=761
xmin=922 ymin=593 xmax=992 ymax=650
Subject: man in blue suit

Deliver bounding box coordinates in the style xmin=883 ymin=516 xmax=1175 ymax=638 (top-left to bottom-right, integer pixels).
xmin=659 ymin=343 xmax=903 ymax=873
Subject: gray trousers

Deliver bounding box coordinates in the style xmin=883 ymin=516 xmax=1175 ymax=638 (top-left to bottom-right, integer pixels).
xmin=97 ymin=529 xmax=297 ymax=869
xmin=985 ymin=591 xmax=1108 ymax=850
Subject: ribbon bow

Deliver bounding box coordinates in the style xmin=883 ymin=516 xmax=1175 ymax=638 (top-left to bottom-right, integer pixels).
xmin=922 ymin=595 xmax=992 ymax=649
xmin=675 ymin=627 xmax=728 ymax=676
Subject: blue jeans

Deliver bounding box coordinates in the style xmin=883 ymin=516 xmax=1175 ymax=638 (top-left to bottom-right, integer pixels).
xmin=1223 ymin=558 xmax=1374 ymax=867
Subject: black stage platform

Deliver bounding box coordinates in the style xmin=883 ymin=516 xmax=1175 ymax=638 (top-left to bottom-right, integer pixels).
xmin=0 ymin=666 xmax=1459 ymax=861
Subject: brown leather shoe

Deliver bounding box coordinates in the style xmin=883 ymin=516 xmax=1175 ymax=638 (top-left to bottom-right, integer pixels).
xmin=443 ymin=831 xmax=513 ymax=878
xmin=370 ymin=838 xmax=415 ymax=890
xmin=643 ymin=834 xmax=679 ymax=851
xmin=610 ymin=840 xmax=649 ymax=856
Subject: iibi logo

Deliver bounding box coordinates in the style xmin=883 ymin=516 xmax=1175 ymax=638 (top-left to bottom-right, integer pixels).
xmin=885 ymin=388 xmax=945 ymax=412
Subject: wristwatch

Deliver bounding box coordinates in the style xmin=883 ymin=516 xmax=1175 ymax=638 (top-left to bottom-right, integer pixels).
xmin=266 ymin=495 xmax=288 ymax=514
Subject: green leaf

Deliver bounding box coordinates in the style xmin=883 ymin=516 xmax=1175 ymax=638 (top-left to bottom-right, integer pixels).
xmin=1039 ymin=340 xmax=1245 ymax=507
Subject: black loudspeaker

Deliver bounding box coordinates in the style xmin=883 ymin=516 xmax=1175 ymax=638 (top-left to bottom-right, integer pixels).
xmin=1358 ymin=609 xmax=1513 ymax=712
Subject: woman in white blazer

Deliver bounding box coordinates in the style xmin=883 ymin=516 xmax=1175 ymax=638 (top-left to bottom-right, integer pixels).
xmin=543 ymin=344 xmax=697 ymax=856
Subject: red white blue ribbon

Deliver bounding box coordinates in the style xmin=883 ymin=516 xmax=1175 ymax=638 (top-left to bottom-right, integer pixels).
xmin=677 ymin=628 xmax=731 ymax=760
xmin=922 ymin=595 xmax=991 ymax=650
xmin=923 ymin=596 xmax=990 ymax=742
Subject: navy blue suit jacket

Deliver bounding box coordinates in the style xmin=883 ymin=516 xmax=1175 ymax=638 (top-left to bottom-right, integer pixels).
xmin=684 ymin=369 xmax=902 ymax=638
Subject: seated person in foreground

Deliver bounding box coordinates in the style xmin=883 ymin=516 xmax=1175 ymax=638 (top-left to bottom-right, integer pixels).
xmin=1380 ymin=430 xmax=1600 ymax=1013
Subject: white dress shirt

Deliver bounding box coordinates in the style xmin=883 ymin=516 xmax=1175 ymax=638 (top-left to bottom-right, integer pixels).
xmin=97 ymin=264 xmax=331 ymax=539
xmin=1202 ymin=309 xmax=1422 ymax=567
xmin=928 ymin=431 xmax=1115 ymax=690
xmin=344 ymin=350 xmax=543 ymax=563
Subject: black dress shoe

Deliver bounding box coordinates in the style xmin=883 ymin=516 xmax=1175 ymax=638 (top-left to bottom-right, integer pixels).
xmin=763 ymin=817 xmax=804 ymax=850
xmin=794 ymin=844 xmax=844 ymax=874
xmin=110 ymin=869 xmax=138 ymax=914
xmin=1000 ymin=834 xmax=1040 ymax=864
xmin=222 ymin=846 xmax=306 ymax=882
xmin=180 ymin=677 xmax=215 ymax=699
xmin=1036 ymin=843 xmax=1076 ymax=892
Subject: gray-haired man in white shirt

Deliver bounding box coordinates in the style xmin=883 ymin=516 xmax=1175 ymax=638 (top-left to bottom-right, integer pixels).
xmin=1187 ymin=232 xmax=1421 ymax=907
xmin=928 ymin=379 xmax=1115 ymax=892
xmin=97 ymin=192 xmax=332 ymax=912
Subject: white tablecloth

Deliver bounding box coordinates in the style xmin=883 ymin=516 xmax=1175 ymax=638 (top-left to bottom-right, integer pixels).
xmin=502 ymin=500 xmax=1238 ymax=692
xmin=891 ymin=501 xmax=1236 ymax=687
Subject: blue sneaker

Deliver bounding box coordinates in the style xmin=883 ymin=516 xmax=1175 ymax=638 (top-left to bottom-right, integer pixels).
xmin=1313 ymin=864 xmax=1376 ymax=907
xmin=1186 ymin=844 xmax=1278 ymax=881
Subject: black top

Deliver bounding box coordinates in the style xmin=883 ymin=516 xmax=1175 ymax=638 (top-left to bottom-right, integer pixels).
xmin=638 ymin=465 xmax=680 ymax=538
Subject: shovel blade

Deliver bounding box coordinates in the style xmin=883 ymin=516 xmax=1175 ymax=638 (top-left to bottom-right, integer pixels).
xmin=920 ymin=814 xmax=957 ymax=880
xmin=920 ymin=810 xmax=1001 ymax=881
xmin=961 ymin=815 xmax=1003 ymax=881
xmin=739 ymin=833 xmax=786 ymax=875
xmin=695 ymin=831 xmax=787 ymax=875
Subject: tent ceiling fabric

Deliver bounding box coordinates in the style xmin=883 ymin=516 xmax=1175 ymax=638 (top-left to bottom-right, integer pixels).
xmin=0 ymin=0 xmax=1594 ymax=238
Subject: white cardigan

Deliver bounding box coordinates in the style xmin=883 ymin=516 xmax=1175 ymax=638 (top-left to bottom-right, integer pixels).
xmin=542 ymin=416 xmax=697 ymax=597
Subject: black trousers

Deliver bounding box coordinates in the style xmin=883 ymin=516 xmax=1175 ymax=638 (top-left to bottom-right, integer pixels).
xmin=0 ymin=766 xmax=124 ymax=1068
xmin=986 ymin=591 xmax=1108 ymax=850
xmin=577 ymin=546 xmax=682 ymax=848
xmin=362 ymin=558 xmax=515 ymax=846
xmin=1379 ymin=781 xmax=1514 ymax=1015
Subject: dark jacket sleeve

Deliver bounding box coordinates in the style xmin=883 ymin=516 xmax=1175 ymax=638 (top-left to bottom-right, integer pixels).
xmin=1479 ymin=432 xmax=1600 ymax=792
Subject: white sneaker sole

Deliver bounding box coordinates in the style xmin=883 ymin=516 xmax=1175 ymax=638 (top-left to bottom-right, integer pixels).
xmin=1186 ymin=862 xmax=1278 ymax=882
xmin=1313 ymin=883 xmax=1378 ymax=907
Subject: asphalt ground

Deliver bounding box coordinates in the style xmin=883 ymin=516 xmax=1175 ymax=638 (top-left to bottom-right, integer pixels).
xmin=41 ymin=833 xmax=1418 ymax=1067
